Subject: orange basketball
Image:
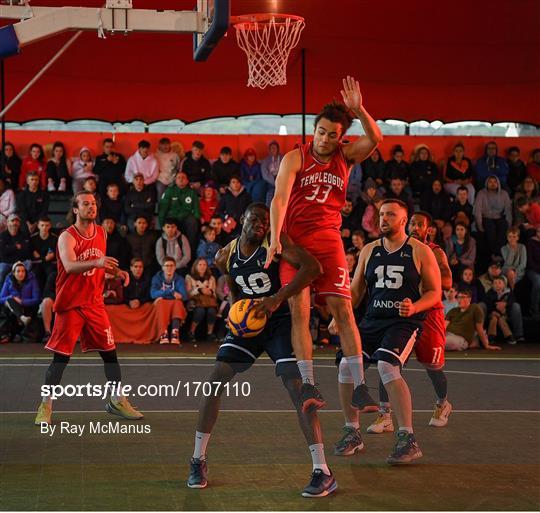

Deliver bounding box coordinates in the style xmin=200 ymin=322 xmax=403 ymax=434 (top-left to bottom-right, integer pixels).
xmin=228 ymin=299 xmax=267 ymax=338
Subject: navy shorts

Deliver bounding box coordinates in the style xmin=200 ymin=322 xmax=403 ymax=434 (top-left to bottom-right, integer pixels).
xmin=217 ymin=312 xmax=300 ymax=378
xmin=359 ymin=317 xmax=423 ymax=367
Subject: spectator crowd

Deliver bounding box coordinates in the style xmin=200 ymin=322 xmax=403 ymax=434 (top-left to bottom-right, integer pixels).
xmin=0 ymin=136 xmax=539 ymax=349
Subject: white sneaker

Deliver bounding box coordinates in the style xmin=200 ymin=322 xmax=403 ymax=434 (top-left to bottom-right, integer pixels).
xmin=429 ymin=401 xmax=452 ymax=427
xmin=20 ymin=315 xmax=31 ymax=327
xmin=159 ymin=332 xmax=170 ymax=344
xmin=58 ymin=179 xmax=66 ymax=192
xmin=47 ymin=180 xmax=56 ymax=192
xmin=367 ymin=412 xmax=394 ymax=434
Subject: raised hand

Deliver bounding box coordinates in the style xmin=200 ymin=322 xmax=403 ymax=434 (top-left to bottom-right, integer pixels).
xmin=340 ymin=75 xmax=363 ymax=111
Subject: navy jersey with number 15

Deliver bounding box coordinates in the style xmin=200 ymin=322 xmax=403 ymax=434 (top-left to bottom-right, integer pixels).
xmin=364 ymin=236 xmax=425 ymax=321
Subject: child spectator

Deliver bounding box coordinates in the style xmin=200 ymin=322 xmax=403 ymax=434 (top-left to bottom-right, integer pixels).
xmin=102 ymin=217 xmax=129 ymax=269
xmin=348 ymin=230 xmax=366 ymax=257
xmin=449 ymin=186 xmax=474 ymax=227
xmin=197 ymin=226 xmax=221 ymax=270
xmin=71 ymin=146 xmax=95 ymax=193
xmin=1 ymin=142 xmax=22 ymax=191
xmin=16 ymin=172 xmax=49 ymax=234
xmin=19 ymin=143 xmax=46 ymax=190
xmin=46 ymin=141 xmax=70 ymax=192
xmin=185 ymin=258 xmax=218 ymax=342
xmin=501 ymin=227 xmax=527 ymax=289
xmin=127 ymin=216 xmax=159 ymax=274
xmin=100 ymin=183 xmax=126 ymax=227
xmin=458 ymin=267 xmax=485 ymax=304
xmin=30 ymin=216 xmax=57 ymax=288
xmin=199 ymin=183 xmax=218 ymax=225
xmin=124 ymin=258 xmax=152 ymax=309
xmin=240 ymin=148 xmax=266 ymax=203
xmin=443 ymin=285 xmax=458 ymax=315
xmin=155 ymin=218 xmax=191 ymax=274
xmin=216 ymin=274 xmax=230 ymax=320
xmin=485 ymin=276 xmax=516 ymax=345
xmin=445 ymin=223 xmax=476 ymax=278
xmin=150 ymin=256 xmax=188 ymax=345
xmin=513 ymin=176 xmax=539 ymax=226
xmin=345 ymin=249 xmax=357 ymax=277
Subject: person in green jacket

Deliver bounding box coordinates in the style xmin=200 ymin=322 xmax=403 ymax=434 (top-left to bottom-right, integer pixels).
xmin=158 ymin=171 xmax=201 ymax=254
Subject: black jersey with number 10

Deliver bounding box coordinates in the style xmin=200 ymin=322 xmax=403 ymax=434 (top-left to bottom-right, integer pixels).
xmin=364 ymin=236 xmax=425 ymax=321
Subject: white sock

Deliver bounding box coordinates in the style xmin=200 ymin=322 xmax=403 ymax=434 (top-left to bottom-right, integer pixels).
xmin=41 ymin=396 xmax=52 ymax=406
xmin=343 ymin=355 xmax=364 ymax=387
xmin=399 ymin=426 xmax=413 ymax=434
xmin=193 ymin=431 xmax=211 ymax=459
xmin=309 ymin=443 xmax=330 ymax=475
xmin=345 ymin=421 xmax=360 ymax=430
xmin=297 ymin=360 xmax=314 ymax=384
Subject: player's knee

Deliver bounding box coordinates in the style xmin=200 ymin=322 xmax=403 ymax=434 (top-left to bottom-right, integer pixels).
xmin=422 ymin=362 xmax=444 ymax=371
xmin=52 ymin=352 xmax=70 ymax=364
xmin=338 ymin=358 xmax=354 ymax=384
xmin=99 ymin=350 xmax=118 ymax=364
xmin=377 ymin=360 xmax=401 ymax=385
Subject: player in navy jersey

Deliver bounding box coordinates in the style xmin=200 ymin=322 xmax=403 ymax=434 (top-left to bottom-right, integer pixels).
xmin=332 ymin=199 xmax=441 ymax=464
xmin=187 ymin=203 xmax=337 ymax=498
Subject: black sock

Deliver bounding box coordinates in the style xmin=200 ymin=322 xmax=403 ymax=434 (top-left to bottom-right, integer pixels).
xmin=426 ymin=369 xmax=448 ymax=403
xmin=171 ymin=318 xmax=181 ymax=331
xmin=99 ymin=350 xmax=122 ymax=383
xmin=45 ymin=353 xmax=70 ymax=386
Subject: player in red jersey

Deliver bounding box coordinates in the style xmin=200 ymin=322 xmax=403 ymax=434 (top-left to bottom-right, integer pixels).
xmin=266 ymin=76 xmax=383 ymax=412
xmin=368 ymin=211 xmax=454 ymax=435
xmin=34 ymin=191 xmax=143 ymax=425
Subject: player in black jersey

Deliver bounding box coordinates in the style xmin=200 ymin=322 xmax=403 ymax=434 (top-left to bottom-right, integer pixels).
xmin=187 ymin=203 xmax=337 ymax=498
xmin=332 ymin=199 xmax=441 ymax=464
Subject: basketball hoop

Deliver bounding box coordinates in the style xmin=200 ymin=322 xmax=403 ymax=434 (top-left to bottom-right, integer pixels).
xmin=232 ymin=13 xmax=305 ymax=89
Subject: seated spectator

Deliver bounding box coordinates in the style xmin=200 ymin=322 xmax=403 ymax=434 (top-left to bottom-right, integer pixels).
xmin=410 ymin=144 xmax=439 ymax=197
xmin=103 ymin=272 xmax=124 ymax=305
xmin=156 ymin=218 xmax=191 ymax=274
xmin=345 ymin=249 xmax=357 ymax=277
xmin=445 ymin=223 xmax=476 ymax=278
xmin=359 ymin=177 xmax=383 ymax=208
xmin=346 ymin=161 xmax=363 ymax=205
xmin=124 ymin=258 xmax=152 ymax=309
xmin=46 ymin=141 xmax=70 ymax=192
xmin=501 ymin=227 xmax=527 ymax=289
xmin=444 ymin=289 xmax=499 ymax=351
xmin=102 ymin=217 xmax=129 ymax=269
xmin=150 ymin=256 xmax=188 ymax=345
xmin=185 ymin=257 xmax=218 ymax=342
xmin=526 ymin=226 xmax=540 ymax=317
xmin=458 ymin=266 xmax=486 ymax=304
xmin=125 ymin=140 xmax=159 ymax=187
xmin=513 ymin=176 xmax=539 ymax=226
xmin=199 ymin=183 xmax=218 ymax=225
xmin=0 ymin=261 xmax=40 ymax=343
xmin=126 ymin=216 xmax=158 ymax=273
xmin=362 ymin=149 xmax=385 ymax=191
xmin=384 ymin=145 xmax=409 ymax=185
xmin=479 ymin=260 xmax=505 ymax=294
xmin=197 ymin=226 xmax=221 ymax=270
xmin=216 ymin=274 xmax=231 ymax=320
xmin=261 ymin=140 xmax=283 ymax=206
xmin=0 ymin=177 xmax=16 ymax=232
xmin=100 ymin=183 xmax=126 ymax=227
xmin=39 ymin=269 xmax=56 ymax=343
xmin=1 ymin=142 xmax=22 ymax=191
xmin=527 ymin=148 xmax=540 ymax=183
xmin=362 ymin=199 xmax=383 ymax=240
xmin=19 ymin=143 xmax=46 ymax=191
xmin=449 ymin=185 xmax=474 ymax=227
xmin=420 ymin=178 xmax=452 ymax=225
xmin=241 ymin=147 xmax=266 ymax=203
xmin=427 ymin=221 xmax=445 ymax=247
xmin=181 ymin=140 xmax=211 ymax=191
xmin=506 ymin=146 xmax=528 ymax=195
xmin=158 ymin=171 xmax=200 ymax=251
xmin=473 ymin=175 xmax=512 ymax=258
xmin=124 ymin=173 xmax=156 ymax=228
xmin=443 ymin=285 xmax=458 ymax=315
xmin=211 ymin=146 xmax=240 ymax=194
xmin=516 ymin=196 xmax=540 ymax=237
xmin=341 ymin=197 xmax=363 ymax=248
xmin=71 ymin=146 xmax=95 ymax=194
xmin=348 ymin=229 xmax=366 ymax=256
xmin=209 ymin=214 xmax=231 ymax=247
xmin=217 ymin=176 xmax=251 ymax=238
xmin=17 ymin=172 xmax=49 ymax=234
xmin=385 ymin=177 xmax=414 ymax=218
xmin=155 ymin=137 xmax=180 ymax=199
xmin=443 ymin=142 xmax=475 ymax=203
xmin=93 ymin=138 xmax=127 ymax=197
xmin=30 ymin=216 xmax=58 ymax=288
xmin=0 ymin=213 xmax=31 ymax=287
xmin=475 ymin=141 xmax=509 ymax=190
xmin=486 ymin=276 xmax=517 ymax=345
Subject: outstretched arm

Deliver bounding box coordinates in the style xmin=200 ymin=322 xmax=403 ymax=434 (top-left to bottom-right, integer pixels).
xmin=264 ymin=149 xmax=302 ymax=268
xmin=58 ymin=231 xmax=117 ymax=275
xmin=340 ymin=76 xmax=383 ymax=163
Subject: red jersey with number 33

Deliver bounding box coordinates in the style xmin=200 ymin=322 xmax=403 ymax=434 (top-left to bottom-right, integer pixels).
xmin=54 ymin=224 xmax=107 ymax=313
xmin=283 ymin=142 xmax=349 ymax=239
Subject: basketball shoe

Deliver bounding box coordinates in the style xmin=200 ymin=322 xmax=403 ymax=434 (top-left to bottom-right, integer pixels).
xmin=334 ymin=426 xmax=364 ymax=456
xmin=386 ymin=430 xmax=423 ymax=464
xmin=187 ymin=457 xmax=208 ymax=488
xmin=429 ymin=401 xmax=452 ymax=427
xmin=367 ymin=411 xmax=394 ymax=434
xmin=302 ymin=469 xmax=337 ymax=498
xmin=34 ymin=402 xmax=52 ymax=425
xmin=106 ymin=396 xmax=144 ymax=420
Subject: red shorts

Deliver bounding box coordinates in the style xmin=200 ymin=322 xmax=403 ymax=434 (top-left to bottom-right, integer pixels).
xmin=45 ymin=305 xmax=115 ymax=356
xmin=415 ymin=307 xmax=446 ymax=367
xmin=280 ymin=230 xmax=351 ymax=304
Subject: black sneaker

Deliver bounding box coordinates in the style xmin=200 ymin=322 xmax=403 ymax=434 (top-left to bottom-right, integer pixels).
xmin=505 ymin=336 xmax=517 ymax=345
xmin=386 ymin=430 xmax=423 ymax=464
xmin=301 ymin=469 xmax=337 ymax=498
xmin=187 ymin=456 xmax=208 ymax=488
xmin=351 ymin=383 xmax=378 ymax=413
xmin=334 ymin=426 xmax=364 ymax=456
xmin=301 ymin=383 xmax=326 ymax=413
xmin=185 ymin=332 xmax=196 ymax=343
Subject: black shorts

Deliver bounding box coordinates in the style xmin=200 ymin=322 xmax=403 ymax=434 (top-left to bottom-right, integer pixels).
xmin=359 ymin=317 xmax=423 ymax=367
xmin=216 ymin=312 xmax=300 ymax=378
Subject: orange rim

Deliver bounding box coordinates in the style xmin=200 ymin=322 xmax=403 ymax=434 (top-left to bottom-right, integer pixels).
xmin=231 ymin=12 xmax=304 ymax=28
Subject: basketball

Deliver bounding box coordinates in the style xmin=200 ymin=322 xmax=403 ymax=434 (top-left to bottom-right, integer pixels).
xmin=228 ymin=299 xmax=267 ymax=338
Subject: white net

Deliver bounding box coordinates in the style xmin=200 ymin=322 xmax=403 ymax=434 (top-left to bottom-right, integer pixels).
xmin=233 ymin=14 xmax=305 ymax=89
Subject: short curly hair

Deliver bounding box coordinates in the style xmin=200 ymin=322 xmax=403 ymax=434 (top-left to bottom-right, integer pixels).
xmin=314 ymin=100 xmax=353 ymax=135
